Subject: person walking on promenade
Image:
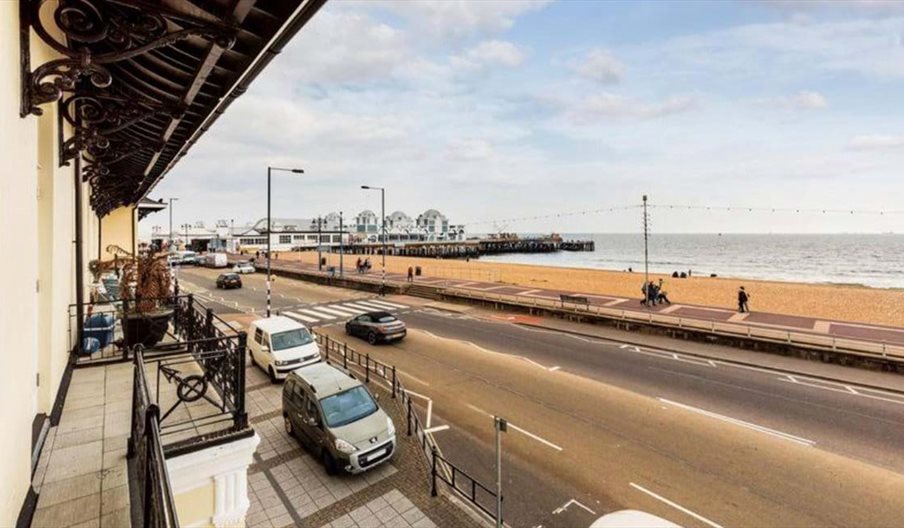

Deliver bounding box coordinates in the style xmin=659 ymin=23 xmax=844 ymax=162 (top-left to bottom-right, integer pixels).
xmin=738 ymin=286 xmax=750 ymax=313
xmin=407 ymin=266 xmax=414 ymax=282
xmin=356 ymin=257 xmax=362 ymax=274
xmin=365 ymin=258 xmax=371 ymax=273
xmin=657 ymin=278 xmax=672 ymax=305
xmin=641 ymin=281 xmax=649 ymax=305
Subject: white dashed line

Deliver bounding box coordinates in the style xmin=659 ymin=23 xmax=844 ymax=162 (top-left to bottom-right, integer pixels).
xmin=629 ymin=482 xmax=723 ymax=528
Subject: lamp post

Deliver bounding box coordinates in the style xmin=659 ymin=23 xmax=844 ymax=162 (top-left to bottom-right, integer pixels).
xmin=361 ymin=185 xmax=386 ymax=295
xmin=494 ymin=416 xmax=507 ymax=528
xmin=339 ymin=211 xmax=344 ymax=277
xmin=317 ymin=215 xmax=323 ymax=271
xmin=267 ymin=166 xmax=304 ymax=318
xmin=230 ymin=218 xmax=234 ymax=253
xmin=167 ymin=197 xmax=178 ymax=252
xmin=643 ymin=194 xmax=650 ymax=309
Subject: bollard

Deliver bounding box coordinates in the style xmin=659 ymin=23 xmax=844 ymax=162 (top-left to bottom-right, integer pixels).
xmin=407 ymin=398 xmax=412 ymax=437
xmin=391 ymin=366 xmax=397 ymax=399
xmin=365 ymin=354 xmax=370 ymax=383
xmin=431 ymin=446 xmax=438 ymax=497
xmin=343 ymin=343 xmax=348 ymax=369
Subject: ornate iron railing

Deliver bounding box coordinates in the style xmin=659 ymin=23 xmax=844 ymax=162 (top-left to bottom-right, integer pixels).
xmin=128 ymin=347 xmax=179 ymax=528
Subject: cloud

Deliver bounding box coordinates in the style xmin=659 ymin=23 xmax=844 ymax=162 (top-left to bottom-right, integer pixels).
xmin=445 ymin=138 xmax=495 ymax=161
xmin=848 ymin=134 xmax=904 ymax=150
xmin=750 ymin=90 xmax=828 ymax=110
xmin=571 ymin=92 xmax=699 ymax=122
xmin=358 ymin=0 xmax=551 ymax=42
xmin=568 ymin=49 xmax=624 ymax=84
xmin=451 ymin=40 xmax=526 ymax=70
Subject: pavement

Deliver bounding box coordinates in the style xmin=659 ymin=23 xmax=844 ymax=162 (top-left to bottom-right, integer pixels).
xmin=178 ymin=266 xmax=904 ymax=528
xmin=252 ymin=258 xmax=904 ymax=348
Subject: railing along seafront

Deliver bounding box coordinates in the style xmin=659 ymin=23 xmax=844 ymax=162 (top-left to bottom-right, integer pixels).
xmin=313 ymin=333 xmax=501 ymax=523
xmin=442 ymin=287 xmax=904 ymax=363
xmin=125 ymin=293 xmax=250 ymax=528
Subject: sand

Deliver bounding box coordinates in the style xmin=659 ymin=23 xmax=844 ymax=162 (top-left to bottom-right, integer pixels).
xmin=274 ymin=251 xmax=904 ymax=328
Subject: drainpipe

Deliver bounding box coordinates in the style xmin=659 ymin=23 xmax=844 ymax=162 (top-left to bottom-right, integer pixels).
xmin=74 ymin=157 xmax=85 ymax=355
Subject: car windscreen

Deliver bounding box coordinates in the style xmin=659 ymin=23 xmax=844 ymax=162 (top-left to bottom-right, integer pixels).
xmin=271 ymin=328 xmax=313 ymax=350
xmin=319 ymin=386 xmax=378 ymax=428
xmin=376 ymin=315 xmax=397 ymax=323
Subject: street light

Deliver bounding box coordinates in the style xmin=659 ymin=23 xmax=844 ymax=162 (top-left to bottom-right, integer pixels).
xmin=494 ymin=416 xmax=507 ymax=528
xmin=361 ymin=185 xmax=386 ymax=295
xmin=167 ymin=197 xmax=178 ymax=253
xmin=267 ymin=166 xmax=304 ymax=317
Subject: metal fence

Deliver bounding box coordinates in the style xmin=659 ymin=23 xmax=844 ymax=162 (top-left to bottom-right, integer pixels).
xmin=128 ymin=347 xmax=179 ymax=528
xmin=313 ymin=333 xmax=501 ymax=523
xmin=443 ymin=287 xmax=904 ymax=362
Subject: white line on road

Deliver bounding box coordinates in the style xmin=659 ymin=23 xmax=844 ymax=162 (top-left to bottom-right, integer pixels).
xmin=466 ymin=404 xmax=564 ymax=452
xmin=658 ymin=398 xmax=815 ymax=447
xmin=311 ymin=306 xmax=356 ymax=317
xmin=366 ymin=299 xmax=409 ymax=309
xmin=777 ymin=377 xmax=904 ymax=406
xmin=629 ymin=482 xmax=724 ymax=528
xmin=284 ymin=311 xmax=319 ymax=323
xmin=399 ymin=371 xmax=431 ymax=386
xmin=552 ymin=499 xmax=596 ymax=516
xmin=548 ymin=366 xmax=561 ymax=372
xmin=296 ymin=308 xmax=336 ymax=320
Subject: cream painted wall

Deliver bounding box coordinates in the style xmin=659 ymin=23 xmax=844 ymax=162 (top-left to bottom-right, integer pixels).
xmin=100 ymin=206 xmax=137 ymax=259
xmin=0 ymin=2 xmax=40 ymax=524
xmin=174 ymin=483 xmax=216 ymax=528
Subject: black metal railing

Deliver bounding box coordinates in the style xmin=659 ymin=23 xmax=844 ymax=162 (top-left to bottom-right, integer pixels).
xmin=314 ymin=333 xmax=500 ymax=523
xmin=128 ymin=347 xmax=179 ymax=528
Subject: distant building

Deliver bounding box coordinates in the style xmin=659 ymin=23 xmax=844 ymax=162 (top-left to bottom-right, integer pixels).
xmin=354 ymin=208 xmax=465 ymax=243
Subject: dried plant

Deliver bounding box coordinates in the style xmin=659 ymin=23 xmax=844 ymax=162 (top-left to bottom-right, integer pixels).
xmin=119 ymin=253 xmax=172 ymax=314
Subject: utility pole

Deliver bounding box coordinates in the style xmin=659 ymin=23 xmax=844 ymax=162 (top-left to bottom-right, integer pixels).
xmin=494 ymin=416 xmax=507 ymax=528
xmin=317 ymin=216 xmax=323 ymax=271
xmin=361 ymin=185 xmax=387 ymax=295
xmin=266 ymin=166 xmax=304 ymax=317
xmin=643 ymin=194 xmax=650 ymax=308
xmin=230 ymin=218 xmax=234 ymax=253
xmin=339 ymin=211 xmax=344 ymax=277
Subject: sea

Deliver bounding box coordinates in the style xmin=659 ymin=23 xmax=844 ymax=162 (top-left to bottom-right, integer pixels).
xmin=476 ymin=234 xmax=904 ymax=289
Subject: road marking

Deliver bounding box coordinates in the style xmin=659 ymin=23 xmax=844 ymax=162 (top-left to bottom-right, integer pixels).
xmin=522 ymin=357 xmax=561 ymax=372
xmin=338 ymin=304 xmax=367 ymax=314
xmin=296 ymin=308 xmax=336 ymax=320
xmin=344 ymin=302 xmax=383 ymax=312
xmin=466 ymin=404 xmax=563 ymax=452
xmin=366 ymin=299 xmax=409 ymax=309
xmin=311 ymin=306 xmax=356 ymax=317
xmin=355 ymin=300 xmax=402 ymax=311
xmin=548 ymin=366 xmax=561 ymax=372
xmin=552 ymin=499 xmax=596 ymax=516
xmin=424 ymin=425 xmax=450 ymax=434
xmin=777 ymin=377 xmax=904 ymax=406
xmin=284 ymin=311 xmax=319 ymax=323
xmin=658 ymin=398 xmax=815 ymax=447
xmin=629 ymin=482 xmax=723 ymax=528
xmin=399 ymin=371 xmax=431 ymax=386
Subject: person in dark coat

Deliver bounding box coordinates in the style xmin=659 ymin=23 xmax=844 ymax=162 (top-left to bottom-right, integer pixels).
xmin=407 ymin=266 xmax=414 ymax=282
xmin=738 ymin=286 xmax=750 ymax=313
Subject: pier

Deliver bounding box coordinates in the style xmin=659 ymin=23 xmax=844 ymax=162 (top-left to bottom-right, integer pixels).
xmin=338 ymin=235 xmax=594 ymax=259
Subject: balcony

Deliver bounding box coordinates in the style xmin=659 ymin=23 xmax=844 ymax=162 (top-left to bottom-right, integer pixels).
xmin=32 ymin=295 xmax=255 ymax=528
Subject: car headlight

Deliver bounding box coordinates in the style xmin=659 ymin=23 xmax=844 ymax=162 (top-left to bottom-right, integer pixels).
xmin=386 ymin=418 xmax=395 ymax=436
xmin=335 ymin=438 xmax=357 ymax=454
xmin=274 ymin=359 xmax=289 ymax=366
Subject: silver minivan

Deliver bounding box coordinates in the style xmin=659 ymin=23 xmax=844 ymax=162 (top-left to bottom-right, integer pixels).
xmin=283 ymin=363 xmax=396 ymax=474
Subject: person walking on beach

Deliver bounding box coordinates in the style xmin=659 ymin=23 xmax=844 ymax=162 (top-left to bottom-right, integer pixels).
xmin=738 ymin=286 xmax=750 ymax=313
xmin=356 ymin=257 xmax=362 ymax=274
xmin=407 ymin=266 xmax=414 ymax=282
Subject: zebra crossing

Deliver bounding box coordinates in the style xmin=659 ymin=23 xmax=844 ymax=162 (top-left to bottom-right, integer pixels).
xmin=281 ymin=298 xmax=411 ymax=326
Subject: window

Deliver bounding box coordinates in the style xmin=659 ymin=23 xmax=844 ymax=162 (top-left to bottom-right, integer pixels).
xmin=357 ymin=315 xmax=371 ymax=323
xmin=319 ymin=386 xmax=378 ymax=428
xmin=279 ymin=235 xmax=291 ymax=244
xmin=254 ymin=328 xmax=263 ymax=344
xmin=271 ymin=328 xmax=314 ymax=350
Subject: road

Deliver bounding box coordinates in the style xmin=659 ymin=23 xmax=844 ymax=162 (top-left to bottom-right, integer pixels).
xmin=178 ymin=266 xmax=904 ymax=527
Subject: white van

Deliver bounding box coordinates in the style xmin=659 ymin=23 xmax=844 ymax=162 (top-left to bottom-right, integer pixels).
xmin=204 ymin=252 xmax=228 ymax=268
xmin=248 ymin=316 xmax=322 ymax=381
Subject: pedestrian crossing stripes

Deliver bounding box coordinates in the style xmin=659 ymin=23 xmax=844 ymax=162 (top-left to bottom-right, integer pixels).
xmin=283 ymin=299 xmax=412 ymax=326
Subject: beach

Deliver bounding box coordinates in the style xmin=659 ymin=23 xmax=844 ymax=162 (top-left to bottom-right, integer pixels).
xmin=276 ymin=251 xmax=904 ymax=328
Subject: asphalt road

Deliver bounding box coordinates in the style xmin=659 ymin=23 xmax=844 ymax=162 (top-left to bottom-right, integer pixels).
xmin=177 ymin=267 xmax=904 ymax=528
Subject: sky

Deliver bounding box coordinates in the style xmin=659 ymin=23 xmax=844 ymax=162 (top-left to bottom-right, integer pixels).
xmin=147 ymin=0 xmax=904 ymax=235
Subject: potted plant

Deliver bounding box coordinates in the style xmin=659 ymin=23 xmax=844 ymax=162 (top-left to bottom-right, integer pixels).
xmin=120 ymin=252 xmax=173 ymax=348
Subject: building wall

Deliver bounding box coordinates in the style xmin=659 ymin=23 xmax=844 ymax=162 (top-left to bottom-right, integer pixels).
xmin=100 ymin=206 xmax=136 ymax=259
xmin=0 ymin=2 xmax=40 ymax=523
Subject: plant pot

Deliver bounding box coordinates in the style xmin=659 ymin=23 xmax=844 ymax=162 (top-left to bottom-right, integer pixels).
xmin=123 ymin=309 xmax=173 ymax=349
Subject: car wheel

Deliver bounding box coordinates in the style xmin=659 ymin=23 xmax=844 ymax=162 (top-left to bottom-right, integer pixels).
xmin=268 ymin=366 xmax=277 ymax=384
xmin=367 ymin=332 xmax=378 ymax=345
xmin=321 ymin=449 xmax=338 ymax=475
xmin=284 ymin=414 xmax=295 ymax=438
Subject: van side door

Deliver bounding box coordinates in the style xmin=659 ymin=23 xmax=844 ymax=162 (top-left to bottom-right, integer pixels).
xmin=298 ymin=387 xmax=324 ymax=449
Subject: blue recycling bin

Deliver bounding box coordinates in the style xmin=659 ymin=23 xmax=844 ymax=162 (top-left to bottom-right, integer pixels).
xmin=83 ymin=313 xmax=115 ymax=349
xmin=82 ymin=337 xmax=101 ymax=355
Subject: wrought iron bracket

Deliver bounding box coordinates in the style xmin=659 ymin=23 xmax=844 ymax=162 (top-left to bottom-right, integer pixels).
xmin=19 ymin=0 xmax=237 ymax=117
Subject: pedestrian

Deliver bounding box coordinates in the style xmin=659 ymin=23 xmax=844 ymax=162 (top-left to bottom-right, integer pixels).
xmin=356 ymin=258 xmax=362 ymax=273
xmin=365 ymin=258 xmax=371 ymax=272
xmin=657 ymin=278 xmax=671 ymax=305
xmin=649 ymin=281 xmax=660 ymax=305
xmin=738 ymin=286 xmax=750 ymax=313
xmin=255 ymin=250 xmax=260 ymax=259
xmin=688 ymin=269 xmax=692 ymax=278
xmin=628 ymin=267 xmax=633 ymax=273
xmin=407 ymin=266 xmax=414 ymax=282
xmin=640 ymin=281 xmax=648 ymax=305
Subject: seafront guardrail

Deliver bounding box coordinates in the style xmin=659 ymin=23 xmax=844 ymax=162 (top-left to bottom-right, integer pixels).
xmin=442 ymin=286 xmax=904 ymax=362
xmin=312 ymin=332 xmax=501 ymax=523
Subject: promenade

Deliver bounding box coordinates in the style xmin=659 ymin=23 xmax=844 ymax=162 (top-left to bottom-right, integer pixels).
xmin=244 ymin=255 xmax=904 ymax=351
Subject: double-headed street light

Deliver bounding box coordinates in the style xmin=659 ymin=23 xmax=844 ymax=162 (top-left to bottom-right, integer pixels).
xmin=361 ymin=185 xmax=386 ymax=295
xmin=167 ymin=197 xmax=178 ymax=253
xmin=267 ymin=166 xmax=304 ymax=318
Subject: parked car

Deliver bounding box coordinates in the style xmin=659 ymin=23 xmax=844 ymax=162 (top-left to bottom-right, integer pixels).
xmin=249 ymin=316 xmax=322 ymax=382
xmin=283 ymin=362 xmax=396 ymax=475
xmin=179 ymin=250 xmax=199 ymax=265
xmin=204 ymin=252 xmax=228 ymax=268
xmin=215 ymin=273 xmax=242 ymax=289
xmin=233 ymin=261 xmax=256 ymax=274
xmin=345 ymin=311 xmax=407 ymax=345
